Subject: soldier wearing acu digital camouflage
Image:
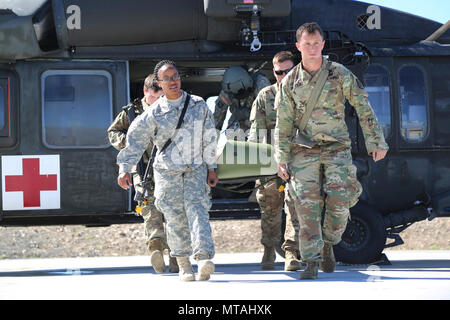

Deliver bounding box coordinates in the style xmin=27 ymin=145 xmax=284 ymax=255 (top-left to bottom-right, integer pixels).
xmin=214 ymin=65 xmax=270 ymax=136
xmin=107 ymin=74 xmax=178 ymax=274
xmin=248 ymin=51 xmax=301 ymax=271
xmin=117 ymin=60 xmax=218 ymax=282
xmin=274 ymin=22 xmax=388 ymax=280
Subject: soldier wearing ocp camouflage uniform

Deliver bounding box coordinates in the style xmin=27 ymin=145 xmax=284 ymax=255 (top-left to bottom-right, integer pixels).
xmin=275 ymin=23 xmax=388 ymax=280
xmin=214 ymin=65 xmax=270 ymax=135
xmin=248 ymin=51 xmax=301 ymax=271
xmin=117 ymin=60 xmax=218 ymax=282
xmin=107 ymin=74 xmax=178 ymax=274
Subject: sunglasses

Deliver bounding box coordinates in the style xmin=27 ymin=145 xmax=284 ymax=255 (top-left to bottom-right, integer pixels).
xmin=158 ymin=74 xmax=181 ymax=82
xmin=274 ymin=67 xmax=293 ymax=76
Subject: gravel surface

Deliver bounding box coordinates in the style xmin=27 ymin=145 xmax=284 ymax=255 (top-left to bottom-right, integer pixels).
xmin=0 ymin=217 xmax=449 ymax=260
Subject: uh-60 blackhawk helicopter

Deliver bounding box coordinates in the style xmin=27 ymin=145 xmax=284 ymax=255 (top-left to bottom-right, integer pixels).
xmin=0 ymin=0 xmax=449 ymax=264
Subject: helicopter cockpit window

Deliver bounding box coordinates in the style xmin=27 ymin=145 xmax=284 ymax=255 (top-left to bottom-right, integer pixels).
xmin=42 ymin=70 xmax=113 ymax=149
xmin=399 ymin=65 xmax=428 ymax=142
xmin=363 ymin=64 xmax=391 ymax=138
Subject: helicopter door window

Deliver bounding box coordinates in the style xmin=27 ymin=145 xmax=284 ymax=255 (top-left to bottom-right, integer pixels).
xmin=399 ymin=65 xmax=428 ymax=142
xmin=41 ymin=70 xmax=113 ymax=149
xmin=363 ymin=64 xmax=391 ymax=138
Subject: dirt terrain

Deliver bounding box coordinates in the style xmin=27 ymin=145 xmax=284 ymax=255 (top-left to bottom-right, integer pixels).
xmin=0 ymin=217 xmax=449 ymax=259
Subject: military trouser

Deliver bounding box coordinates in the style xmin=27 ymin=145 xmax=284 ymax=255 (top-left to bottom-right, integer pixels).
xmin=287 ymin=143 xmax=362 ymax=261
xmin=133 ymin=173 xmax=168 ymax=250
xmin=256 ymin=178 xmax=299 ymax=251
xmin=256 ymin=178 xmax=283 ymax=248
xmin=153 ymin=164 xmax=215 ymax=260
xmin=281 ymin=183 xmax=300 ymax=254
xmin=140 ymin=203 xmax=168 ymax=249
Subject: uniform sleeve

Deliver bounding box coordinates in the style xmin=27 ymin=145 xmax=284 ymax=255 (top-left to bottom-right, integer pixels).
xmin=248 ymin=90 xmax=268 ymax=143
xmin=213 ymin=90 xmax=230 ymax=131
xmin=274 ymin=80 xmax=296 ymax=164
xmin=116 ymin=111 xmax=156 ymax=173
xmin=343 ymin=71 xmax=389 ymax=155
xmin=107 ymin=110 xmax=129 ymax=150
xmin=203 ymin=105 xmax=218 ymax=171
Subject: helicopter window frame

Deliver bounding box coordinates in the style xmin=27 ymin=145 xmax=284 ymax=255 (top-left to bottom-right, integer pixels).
xmin=0 ymin=79 xmax=7 ymax=136
xmin=41 ymin=69 xmax=113 ymax=149
xmin=0 ymin=75 xmax=17 ymax=148
xmin=363 ymin=63 xmax=392 ymax=139
xmin=398 ymin=64 xmax=429 ymax=143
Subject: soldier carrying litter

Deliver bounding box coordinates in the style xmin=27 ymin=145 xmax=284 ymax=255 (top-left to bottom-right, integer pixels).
xmin=274 ymin=22 xmax=388 ymax=280
xmin=107 ymin=74 xmax=178 ymax=274
xmin=248 ymin=50 xmax=301 ymax=271
xmin=117 ymin=60 xmax=218 ymax=282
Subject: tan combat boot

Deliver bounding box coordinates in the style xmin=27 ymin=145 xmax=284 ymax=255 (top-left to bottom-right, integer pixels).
xmin=261 ymin=245 xmax=276 ymax=270
xmin=198 ymin=259 xmax=215 ymax=281
xmin=284 ymin=250 xmax=302 ymax=271
xmin=176 ymin=257 xmax=195 ymax=281
xmin=148 ymin=239 xmax=165 ymax=274
xmin=320 ymin=242 xmax=336 ymax=273
xmin=299 ymin=261 xmax=319 ymax=280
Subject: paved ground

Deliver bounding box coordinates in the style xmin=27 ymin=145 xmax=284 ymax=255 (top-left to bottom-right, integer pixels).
xmin=0 ymin=250 xmax=449 ymax=301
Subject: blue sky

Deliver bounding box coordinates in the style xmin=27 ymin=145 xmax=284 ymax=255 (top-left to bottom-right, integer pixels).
xmin=356 ymin=0 xmax=448 ymax=24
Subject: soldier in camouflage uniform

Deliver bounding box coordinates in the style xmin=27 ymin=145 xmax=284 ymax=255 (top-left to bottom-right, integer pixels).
xmin=274 ymin=23 xmax=388 ymax=279
xmin=248 ymin=51 xmax=301 ymax=271
xmin=117 ymin=60 xmax=218 ymax=282
xmin=107 ymin=74 xmax=178 ymax=274
xmin=214 ymin=65 xmax=270 ymax=137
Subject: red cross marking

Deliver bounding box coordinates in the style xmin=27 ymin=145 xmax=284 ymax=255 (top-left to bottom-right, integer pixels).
xmin=4 ymin=158 xmax=58 ymax=207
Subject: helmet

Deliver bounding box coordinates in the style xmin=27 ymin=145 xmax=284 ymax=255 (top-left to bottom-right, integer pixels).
xmin=221 ymin=66 xmax=254 ymax=99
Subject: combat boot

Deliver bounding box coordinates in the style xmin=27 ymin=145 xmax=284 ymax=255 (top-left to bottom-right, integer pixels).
xmin=320 ymin=242 xmax=336 ymax=273
xmin=148 ymin=239 xmax=165 ymax=274
xmin=261 ymin=245 xmax=276 ymax=270
xmin=198 ymin=259 xmax=215 ymax=281
xmin=299 ymin=261 xmax=319 ymax=280
xmin=168 ymin=256 xmax=179 ymax=273
xmin=284 ymin=250 xmax=302 ymax=271
xmin=176 ymin=257 xmax=195 ymax=281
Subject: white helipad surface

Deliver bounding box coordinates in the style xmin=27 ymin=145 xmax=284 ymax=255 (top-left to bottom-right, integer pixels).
xmin=0 ymin=250 xmax=449 ymax=300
